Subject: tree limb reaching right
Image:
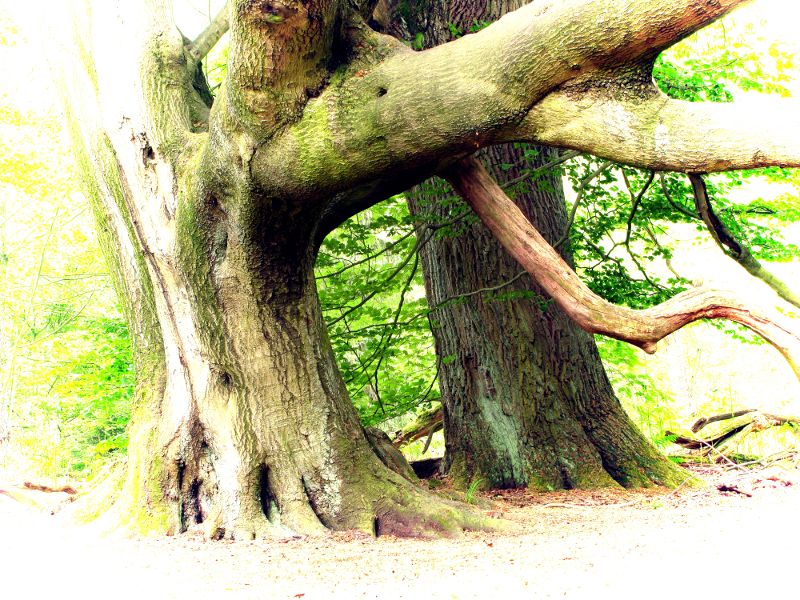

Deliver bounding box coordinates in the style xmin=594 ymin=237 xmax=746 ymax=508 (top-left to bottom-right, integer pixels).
xmin=444 ymin=156 xmax=800 ymax=381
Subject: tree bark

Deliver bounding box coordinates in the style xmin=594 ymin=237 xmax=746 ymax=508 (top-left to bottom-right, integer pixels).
xmin=418 ymin=152 xmax=688 ymax=490
xmin=445 ymin=157 xmax=800 ymax=377
xmin=52 ymin=0 xmax=491 ymax=539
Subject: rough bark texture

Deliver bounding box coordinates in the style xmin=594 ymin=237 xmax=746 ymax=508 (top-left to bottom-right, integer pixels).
xmin=54 ymin=0 xmax=492 ymax=539
xmin=386 ymin=0 xmax=688 ymax=490
xmin=49 ymin=0 xmax=796 ymax=537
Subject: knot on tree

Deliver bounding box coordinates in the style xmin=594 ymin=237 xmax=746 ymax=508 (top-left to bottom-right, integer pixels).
xmin=244 ymin=0 xmax=300 ymax=25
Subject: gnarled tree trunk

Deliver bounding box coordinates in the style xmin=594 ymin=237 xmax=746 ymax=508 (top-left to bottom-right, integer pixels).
xmin=53 ymin=0 xmax=488 ymax=539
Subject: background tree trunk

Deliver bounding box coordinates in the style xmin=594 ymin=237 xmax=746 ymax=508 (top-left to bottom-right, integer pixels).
xmin=387 ymin=0 xmax=688 ymax=489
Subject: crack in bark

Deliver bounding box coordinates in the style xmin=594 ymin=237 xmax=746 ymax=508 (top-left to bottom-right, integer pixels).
xmin=300 ymin=475 xmax=331 ymax=529
xmin=258 ymin=464 xmax=278 ymax=521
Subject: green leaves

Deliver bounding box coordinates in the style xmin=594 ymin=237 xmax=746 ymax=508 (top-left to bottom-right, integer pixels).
xmin=316 ymin=196 xmax=438 ymax=426
xmin=0 ymin=23 xmax=131 ymax=479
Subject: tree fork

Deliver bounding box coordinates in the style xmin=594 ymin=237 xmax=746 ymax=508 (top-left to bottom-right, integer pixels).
xmin=54 ymin=0 xmax=506 ymax=540
xmin=53 ymin=0 xmax=800 ymax=536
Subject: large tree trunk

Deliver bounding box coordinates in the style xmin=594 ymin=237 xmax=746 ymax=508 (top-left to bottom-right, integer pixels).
xmin=388 ymin=0 xmax=687 ymax=489
xmin=53 ymin=0 xmax=488 ymax=539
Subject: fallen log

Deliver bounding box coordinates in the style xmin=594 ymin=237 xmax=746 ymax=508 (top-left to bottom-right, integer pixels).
xmin=667 ymin=410 xmax=800 ymax=454
xmin=23 ymin=481 xmax=78 ymax=495
xmin=690 ymin=410 xmax=757 ymax=433
xmin=392 ymin=404 xmax=444 ymax=449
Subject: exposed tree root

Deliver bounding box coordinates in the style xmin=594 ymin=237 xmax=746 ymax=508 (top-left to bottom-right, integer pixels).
xmin=365 ymin=426 xmax=420 ymax=482
xmin=204 ymin=456 xmax=504 ymax=540
xmin=444 ymin=157 xmax=800 ymax=380
xmin=368 ymin=476 xmax=503 ymax=539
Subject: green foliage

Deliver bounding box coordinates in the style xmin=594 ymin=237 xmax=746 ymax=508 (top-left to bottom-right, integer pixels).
xmin=656 ymin=18 xmax=795 ymax=100
xmin=1 ymin=21 xmax=131 ymax=481
xmin=464 ymin=477 xmax=484 ymax=504
xmin=20 ymin=316 xmax=134 ymax=475
xmin=596 ymin=337 xmax=680 ymax=445
xmin=446 ymin=20 xmax=492 ymax=40
xmin=316 ymin=197 xmax=439 ymax=427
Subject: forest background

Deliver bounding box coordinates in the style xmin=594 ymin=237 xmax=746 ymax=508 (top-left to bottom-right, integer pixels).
xmin=2 ymin=0 xmax=800 ymax=488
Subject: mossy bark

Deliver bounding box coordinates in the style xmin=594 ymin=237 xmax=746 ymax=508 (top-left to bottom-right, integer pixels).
xmin=55 ymin=0 xmax=498 ymax=539
xmin=391 ymin=0 xmax=689 ymax=490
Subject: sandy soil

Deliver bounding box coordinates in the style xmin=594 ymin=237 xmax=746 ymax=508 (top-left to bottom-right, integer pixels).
xmin=1 ymin=465 xmax=798 ymax=600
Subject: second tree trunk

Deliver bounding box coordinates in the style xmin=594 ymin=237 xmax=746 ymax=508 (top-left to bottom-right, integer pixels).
xmin=392 ymin=0 xmax=687 ymax=489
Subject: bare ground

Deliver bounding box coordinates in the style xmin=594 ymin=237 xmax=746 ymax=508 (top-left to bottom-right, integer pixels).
xmin=1 ymin=464 xmax=798 ymax=600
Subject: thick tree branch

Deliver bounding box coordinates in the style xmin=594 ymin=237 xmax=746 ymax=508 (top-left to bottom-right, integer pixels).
xmin=443 ymin=157 xmax=800 ymax=381
xmin=250 ymin=0 xmax=751 ymax=204
xmin=222 ymin=0 xmax=339 ymax=135
xmin=522 ymin=89 xmax=800 ymax=172
xmin=187 ymin=4 xmax=230 ymax=63
xmin=689 ymin=173 xmax=800 ymax=309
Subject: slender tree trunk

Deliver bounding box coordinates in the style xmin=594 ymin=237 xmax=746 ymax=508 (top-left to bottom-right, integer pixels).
xmin=388 ymin=0 xmax=687 ymax=489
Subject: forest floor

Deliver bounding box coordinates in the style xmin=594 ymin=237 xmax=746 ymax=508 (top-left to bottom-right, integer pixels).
xmin=1 ymin=463 xmax=798 ymax=600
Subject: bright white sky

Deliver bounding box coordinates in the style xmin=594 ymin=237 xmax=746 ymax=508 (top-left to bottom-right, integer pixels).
xmin=1 ymin=0 xmax=799 ymax=109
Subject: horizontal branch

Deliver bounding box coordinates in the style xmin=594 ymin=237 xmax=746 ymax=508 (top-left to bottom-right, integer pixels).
xmin=251 ymin=0 xmax=750 ymax=203
xmin=443 ymin=156 xmax=800 ymax=381
xmin=521 ymin=88 xmax=800 ymax=172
